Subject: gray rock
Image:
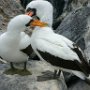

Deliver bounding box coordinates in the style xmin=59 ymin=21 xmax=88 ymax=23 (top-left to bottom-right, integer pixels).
xmin=70 ymin=0 xmax=89 ymax=10
xmin=0 ymin=0 xmax=24 ymax=30
xmin=0 ymin=61 xmax=67 ymax=90
xmin=0 ymin=15 xmax=3 ymax=28
xmin=0 ymin=0 xmax=23 ymax=17
xmin=68 ymin=80 xmax=90 ymax=90
xmin=84 ymin=16 xmax=90 ymax=60
xmin=55 ymin=6 xmax=90 ymax=50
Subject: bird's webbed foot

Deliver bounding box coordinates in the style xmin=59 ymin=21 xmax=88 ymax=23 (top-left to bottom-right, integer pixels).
xmin=37 ymin=69 xmax=61 ymax=81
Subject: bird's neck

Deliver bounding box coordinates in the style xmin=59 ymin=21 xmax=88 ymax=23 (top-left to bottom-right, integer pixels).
xmin=7 ymin=28 xmax=21 ymax=37
xmin=41 ymin=12 xmax=53 ymax=27
xmin=33 ymin=27 xmax=53 ymax=34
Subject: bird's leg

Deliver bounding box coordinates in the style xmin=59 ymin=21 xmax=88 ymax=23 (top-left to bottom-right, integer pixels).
xmin=23 ymin=62 xmax=27 ymax=70
xmin=53 ymin=70 xmax=57 ymax=78
xmin=58 ymin=69 xmax=61 ymax=76
xmin=10 ymin=62 xmax=16 ymax=70
xmin=89 ymin=60 xmax=90 ymax=65
xmin=4 ymin=62 xmax=32 ymax=75
xmin=53 ymin=69 xmax=61 ymax=79
xmin=19 ymin=61 xmax=32 ymax=76
xmin=3 ymin=62 xmax=19 ymax=75
xmin=37 ymin=69 xmax=61 ymax=81
xmin=84 ymin=78 xmax=90 ymax=85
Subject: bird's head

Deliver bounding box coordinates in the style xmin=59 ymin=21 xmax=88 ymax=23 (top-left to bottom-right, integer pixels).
xmin=7 ymin=14 xmax=48 ymax=32
xmin=25 ymin=0 xmax=53 ymax=27
xmin=7 ymin=15 xmax=33 ymax=31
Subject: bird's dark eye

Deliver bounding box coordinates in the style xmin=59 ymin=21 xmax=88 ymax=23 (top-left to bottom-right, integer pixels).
xmin=26 ymin=8 xmax=36 ymax=16
xmin=31 ymin=8 xmax=36 ymax=16
xmin=32 ymin=8 xmax=36 ymax=13
xmin=25 ymin=19 xmax=34 ymax=27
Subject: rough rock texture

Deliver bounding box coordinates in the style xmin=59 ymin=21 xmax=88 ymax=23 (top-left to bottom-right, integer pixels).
xmin=0 ymin=0 xmax=24 ymax=30
xmin=70 ymin=0 xmax=89 ymax=10
xmin=68 ymin=80 xmax=90 ymax=90
xmin=55 ymin=6 xmax=90 ymax=50
xmin=84 ymin=16 xmax=90 ymax=60
xmin=0 ymin=61 xmax=67 ymax=90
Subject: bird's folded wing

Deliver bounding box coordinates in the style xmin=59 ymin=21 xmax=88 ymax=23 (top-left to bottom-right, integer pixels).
xmin=35 ymin=34 xmax=79 ymax=61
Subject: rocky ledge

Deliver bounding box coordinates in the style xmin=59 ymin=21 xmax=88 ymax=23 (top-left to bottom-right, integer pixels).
xmin=0 ymin=60 xmax=67 ymax=90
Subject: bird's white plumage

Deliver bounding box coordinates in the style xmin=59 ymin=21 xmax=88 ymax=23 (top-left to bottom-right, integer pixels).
xmin=0 ymin=15 xmax=32 ymax=63
xmin=31 ymin=27 xmax=80 ymax=61
xmin=31 ymin=26 xmax=90 ymax=81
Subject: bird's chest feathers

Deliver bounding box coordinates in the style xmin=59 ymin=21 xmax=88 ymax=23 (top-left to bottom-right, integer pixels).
xmin=31 ymin=28 xmax=52 ymax=39
xmin=31 ymin=29 xmax=52 ymax=51
xmin=0 ymin=34 xmax=20 ymax=50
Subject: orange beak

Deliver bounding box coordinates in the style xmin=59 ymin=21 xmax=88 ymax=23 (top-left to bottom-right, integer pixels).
xmin=30 ymin=20 xmax=48 ymax=27
xmin=25 ymin=11 xmax=34 ymax=16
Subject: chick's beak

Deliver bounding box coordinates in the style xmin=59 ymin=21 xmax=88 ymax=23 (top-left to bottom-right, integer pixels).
xmin=25 ymin=11 xmax=34 ymax=16
xmin=30 ymin=20 xmax=48 ymax=27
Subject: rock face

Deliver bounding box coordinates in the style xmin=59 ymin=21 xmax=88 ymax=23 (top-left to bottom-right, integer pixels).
xmin=84 ymin=16 xmax=90 ymax=60
xmin=0 ymin=0 xmax=24 ymax=30
xmin=68 ymin=80 xmax=90 ymax=90
xmin=70 ymin=0 xmax=89 ymax=10
xmin=55 ymin=6 xmax=90 ymax=50
xmin=0 ymin=61 xmax=67 ymax=90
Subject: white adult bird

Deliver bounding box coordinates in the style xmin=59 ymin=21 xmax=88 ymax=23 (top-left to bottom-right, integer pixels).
xmin=26 ymin=0 xmax=90 ymax=84
xmin=0 ymin=15 xmax=35 ymax=74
